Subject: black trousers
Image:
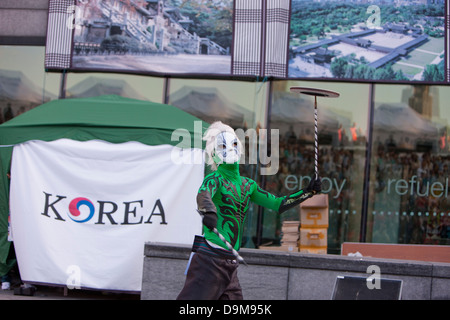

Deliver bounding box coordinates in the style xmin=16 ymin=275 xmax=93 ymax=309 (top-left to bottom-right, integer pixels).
xmin=176 ymin=252 xmax=243 ymax=300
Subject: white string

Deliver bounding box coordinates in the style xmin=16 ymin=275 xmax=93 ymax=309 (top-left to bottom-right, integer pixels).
xmin=212 ymin=227 xmax=247 ymax=266
xmin=197 ymin=210 xmax=248 ymax=266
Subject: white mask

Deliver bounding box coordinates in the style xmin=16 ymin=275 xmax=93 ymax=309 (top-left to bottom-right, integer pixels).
xmin=212 ymin=131 xmax=241 ymax=165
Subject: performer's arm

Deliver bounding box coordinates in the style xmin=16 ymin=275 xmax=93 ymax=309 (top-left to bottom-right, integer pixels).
xmin=278 ymin=177 xmax=321 ymax=213
xmin=196 ymin=173 xmax=220 ymax=229
xmin=251 ymin=177 xmax=321 ymax=214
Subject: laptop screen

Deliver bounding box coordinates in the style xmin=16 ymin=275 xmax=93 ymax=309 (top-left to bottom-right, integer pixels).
xmin=331 ymin=275 xmax=403 ymax=300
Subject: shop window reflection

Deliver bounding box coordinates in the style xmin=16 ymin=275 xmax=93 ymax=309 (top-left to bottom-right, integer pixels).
xmin=168 ymin=79 xmax=267 ymax=129
xmin=268 ymin=81 xmax=369 ymax=253
xmin=0 ymin=46 xmax=59 ymax=124
xmin=65 ymin=73 xmax=164 ymax=102
xmin=369 ymin=84 xmax=450 ymax=246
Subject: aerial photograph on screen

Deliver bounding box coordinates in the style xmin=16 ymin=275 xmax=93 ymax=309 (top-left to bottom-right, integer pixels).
xmin=288 ymin=0 xmax=445 ymax=82
xmin=72 ymin=0 xmax=233 ymax=75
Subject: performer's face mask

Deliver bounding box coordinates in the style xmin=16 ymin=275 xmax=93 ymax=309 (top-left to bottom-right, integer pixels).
xmin=213 ymin=131 xmax=241 ymax=165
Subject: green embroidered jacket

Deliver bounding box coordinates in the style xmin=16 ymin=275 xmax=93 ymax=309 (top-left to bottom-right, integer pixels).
xmin=197 ymin=163 xmax=313 ymax=251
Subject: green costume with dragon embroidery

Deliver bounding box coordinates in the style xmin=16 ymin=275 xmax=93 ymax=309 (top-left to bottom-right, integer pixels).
xmin=177 ymin=121 xmax=321 ymax=300
xmin=197 ymin=162 xmax=314 ymax=252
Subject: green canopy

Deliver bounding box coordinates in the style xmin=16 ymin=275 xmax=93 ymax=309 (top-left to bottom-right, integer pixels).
xmin=0 ymin=95 xmax=209 ymax=275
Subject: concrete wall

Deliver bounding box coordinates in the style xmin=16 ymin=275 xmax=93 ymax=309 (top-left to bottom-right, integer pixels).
xmin=0 ymin=0 xmax=49 ymax=44
xmin=141 ymin=242 xmax=450 ymax=300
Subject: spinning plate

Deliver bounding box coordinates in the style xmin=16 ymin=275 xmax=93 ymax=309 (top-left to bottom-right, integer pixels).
xmin=290 ymin=87 xmax=340 ymax=98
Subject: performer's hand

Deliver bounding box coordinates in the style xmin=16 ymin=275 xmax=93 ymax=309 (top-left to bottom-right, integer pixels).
xmin=306 ymin=177 xmax=322 ymax=195
xmin=202 ymin=212 xmax=218 ymax=230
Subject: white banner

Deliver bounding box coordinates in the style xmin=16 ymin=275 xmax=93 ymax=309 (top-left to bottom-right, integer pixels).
xmin=9 ymin=139 xmax=204 ymax=292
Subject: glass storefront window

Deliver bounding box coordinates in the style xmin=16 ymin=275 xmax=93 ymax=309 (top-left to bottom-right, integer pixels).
xmin=267 ymin=80 xmax=370 ymax=253
xmin=168 ymin=78 xmax=269 ymax=248
xmin=65 ymin=72 xmax=164 ymax=103
xmin=4 ymin=46 xmax=448 ymax=252
xmin=168 ymin=78 xmax=268 ymax=129
xmin=0 ymin=46 xmax=60 ymax=123
xmin=369 ymin=84 xmax=450 ymax=245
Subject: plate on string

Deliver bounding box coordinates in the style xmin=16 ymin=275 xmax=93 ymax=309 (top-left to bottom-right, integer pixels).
xmin=290 ymin=87 xmax=340 ymax=98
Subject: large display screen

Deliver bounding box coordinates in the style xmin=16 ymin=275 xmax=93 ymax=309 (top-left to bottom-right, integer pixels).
xmin=289 ymin=0 xmax=446 ymax=83
xmin=45 ymin=0 xmax=448 ymax=83
xmin=71 ymin=0 xmax=233 ymax=76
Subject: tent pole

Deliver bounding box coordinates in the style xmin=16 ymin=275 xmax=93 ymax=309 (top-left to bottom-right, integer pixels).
xmin=163 ymin=77 xmax=170 ymax=104
xmin=58 ymin=70 xmax=67 ymax=99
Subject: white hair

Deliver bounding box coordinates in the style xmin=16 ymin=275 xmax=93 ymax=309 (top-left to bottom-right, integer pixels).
xmin=204 ymin=121 xmax=241 ymax=170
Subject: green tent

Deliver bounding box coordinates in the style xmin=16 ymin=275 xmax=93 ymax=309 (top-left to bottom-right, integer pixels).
xmin=0 ymin=94 xmax=208 ymax=276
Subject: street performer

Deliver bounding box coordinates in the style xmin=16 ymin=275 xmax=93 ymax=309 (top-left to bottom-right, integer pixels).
xmin=177 ymin=121 xmax=322 ymax=300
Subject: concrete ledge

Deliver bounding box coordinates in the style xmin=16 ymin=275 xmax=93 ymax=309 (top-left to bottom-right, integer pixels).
xmin=0 ymin=0 xmax=49 ymax=10
xmin=0 ymin=9 xmax=48 ymax=37
xmin=0 ymin=1 xmax=49 ymax=39
xmin=142 ymin=242 xmax=450 ymax=300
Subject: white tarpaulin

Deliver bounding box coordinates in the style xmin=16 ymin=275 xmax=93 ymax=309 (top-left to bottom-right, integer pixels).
xmin=9 ymin=139 xmax=204 ymax=292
